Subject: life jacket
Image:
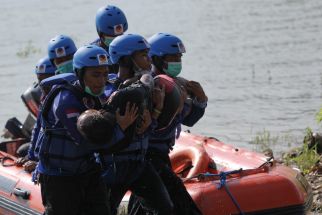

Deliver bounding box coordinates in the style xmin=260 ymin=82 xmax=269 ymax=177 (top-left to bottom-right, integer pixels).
xmin=154 ymin=74 xmax=182 ymax=131
xmin=36 ymin=82 xmax=99 ymax=175
xmin=40 ymin=73 xmax=78 ymax=88
xmin=101 ymin=81 xmax=152 ymax=158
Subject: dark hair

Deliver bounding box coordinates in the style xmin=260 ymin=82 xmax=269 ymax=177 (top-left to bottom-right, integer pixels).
xmin=77 ymin=109 xmax=116 ymax=145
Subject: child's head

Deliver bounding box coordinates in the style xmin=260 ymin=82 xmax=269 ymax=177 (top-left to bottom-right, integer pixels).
xmin=77 ymin=109 xmax=116 ymax=145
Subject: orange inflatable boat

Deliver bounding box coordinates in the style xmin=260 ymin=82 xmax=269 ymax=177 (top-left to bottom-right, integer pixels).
xmin=121 ymin=132 xmax=313 ymax=215
xmin=0 ymin=132 xmax=313 ymax=215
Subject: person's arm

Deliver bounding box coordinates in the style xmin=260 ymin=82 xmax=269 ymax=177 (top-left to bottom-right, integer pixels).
xmin=182 ymin=80 xmax=207 ymax=126
xmin=27 ymin=115 xmax=41 ymax=161
xmin=182 ymin=99 xmax=207 ymax=127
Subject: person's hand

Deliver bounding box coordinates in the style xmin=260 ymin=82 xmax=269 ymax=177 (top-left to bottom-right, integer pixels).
xmin=116 ymin=102 xmax=138 ymax=131
xmin=23 ymin=161 xmax=37 ymax=173
xmin=15 ymin=157 xmax=28 ymax=167
xmin=153 ymin=84 xmax=165 ymax=110
xmin=186 ymin=81 xmax=208 ymax=102
xmin=136 ymin=109 xmax=152 ymax=134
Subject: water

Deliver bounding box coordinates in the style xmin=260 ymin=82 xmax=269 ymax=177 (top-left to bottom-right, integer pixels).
xmin=0 ymin=0 xmax=322 ymax=154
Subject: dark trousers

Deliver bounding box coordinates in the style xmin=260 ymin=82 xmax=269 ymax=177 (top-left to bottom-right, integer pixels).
xmin=104 ymin=160 xmax=174 ymax=215
xmin=128 ymin=150 xmax=202 ymax=215
xmin=39 ymin=166 xmax=111 ymax=215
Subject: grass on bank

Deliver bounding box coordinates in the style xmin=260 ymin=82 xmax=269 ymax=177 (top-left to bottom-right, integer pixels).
xmin=286 ymin=128 xmax=320 ymax=175
xmin=251 ymin=128 xmax=320 ymax=175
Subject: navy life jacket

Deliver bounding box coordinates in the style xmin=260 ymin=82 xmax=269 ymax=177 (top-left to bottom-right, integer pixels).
xmin=37 ymin=81 xmax=100 ymax=175
xmin=40 ymin=73 xmax=78 ymax=88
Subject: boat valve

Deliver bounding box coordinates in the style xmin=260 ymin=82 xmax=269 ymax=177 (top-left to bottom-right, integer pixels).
xmin=13 ymin=187 xmax=30 ymax=200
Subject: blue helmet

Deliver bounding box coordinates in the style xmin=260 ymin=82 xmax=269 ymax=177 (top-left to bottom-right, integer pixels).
xmin=35 ymin=57 xmax=56 ymax=75
xmin=148 ymin=33 xmax=186 ymax=57
xmin=73 ymin=45 xmax=110 ymax=72
xmin=109 ymin=34 xmax=150 ymax=64
xmin=48 ymin=35 xmax=77 ymax=60
xmin=96 ymin=5 xmax=128 ymax=36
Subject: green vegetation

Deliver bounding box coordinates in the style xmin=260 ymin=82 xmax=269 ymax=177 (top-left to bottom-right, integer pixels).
xmin=316 ymin=107 xmax=322 ymax=123
xmin=284 ymin=128 xmax=320 ymax=175
xmin=249 ymin=129 xmax=278 ymax=152
xmin=250 ymin=128 xmax=320 ymax=174
xmin=16 ymin=40 xmax=41 ymax=58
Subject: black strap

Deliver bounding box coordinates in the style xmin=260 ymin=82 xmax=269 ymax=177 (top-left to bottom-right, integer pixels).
xmin=43 ymin=129 xmax=73 ymax=141
xmin=43 ymin=152 xmax=92 ymax=161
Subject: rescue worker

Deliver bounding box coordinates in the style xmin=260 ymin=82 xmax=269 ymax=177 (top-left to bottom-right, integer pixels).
xmin=35 ymin=57 xmax=57 ymax=83
xmin=35 ymin=45 xmax=125 ymax=215
xmin=101 ymin=34 xmax=174 ymax=215
xmin=109 ymin=33 xmax=153 ymax=87
xmin=128 ymin=33 xmax=207 ymax=215
xmin=94 ymin=5 xmax=128 ymax=50
xmin=48 ymin=34 xmax=77 ymax=74
xmin=16 ymin=57 xmax=56 ymax=172
xmin=92 ymin=5 xmax=128 ymax=74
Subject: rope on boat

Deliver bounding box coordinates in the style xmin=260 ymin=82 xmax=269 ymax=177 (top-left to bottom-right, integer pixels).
xmin=0 ymin=156 xmax=16 ymax=167
xmin=203 ymin=169 xmax=245 ymax=215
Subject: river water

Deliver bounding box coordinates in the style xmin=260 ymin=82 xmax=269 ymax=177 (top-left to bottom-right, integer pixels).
xmin=0 ymin=0 xmax=322 ymax=154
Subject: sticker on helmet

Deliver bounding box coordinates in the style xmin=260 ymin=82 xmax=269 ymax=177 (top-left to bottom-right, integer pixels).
xmin=55 ymin=47 xmax=66 ymax=58
xmin=97 ymin=54 xmax=108 ymax=65
xmin=114 ymin=24 xmax=124 ymax=35
xmin=177 ymin=42 xmax=186 ymax=53
xmin=37 ymin=64 xmax=46 ymax=73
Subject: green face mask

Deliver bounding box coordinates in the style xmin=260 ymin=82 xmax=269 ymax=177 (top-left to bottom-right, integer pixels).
xmin=103 ymin=36 xmax=114 ymax=47
xmin=164 ymin=62 xmax=182 ymax=77
xmin=85 ymin=86 xmax=104 ymax=97
xmin=56 ymin=60 xmax=73 ymax=74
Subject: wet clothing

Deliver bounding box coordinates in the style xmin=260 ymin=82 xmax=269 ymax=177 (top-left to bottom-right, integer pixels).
xmin=128 ymin=151 xmax=201 ymax=215
xmin=129 ymin=99 xmax=206 ymax=215
xmin=35 ymin=81 xmax=111 ymax=215
xmin=104 ymin=159 xmax=173 ymax=215
xmin=100 ymin=82 xmax=174 ymax=215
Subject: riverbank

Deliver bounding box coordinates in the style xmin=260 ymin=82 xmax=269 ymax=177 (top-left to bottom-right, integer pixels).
xmin=272 ymin=129 xmax=322 ymax=214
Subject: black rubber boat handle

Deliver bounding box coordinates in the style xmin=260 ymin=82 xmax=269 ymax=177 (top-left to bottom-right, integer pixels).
xmin=13 ymin=188 xmax=30 ymax=199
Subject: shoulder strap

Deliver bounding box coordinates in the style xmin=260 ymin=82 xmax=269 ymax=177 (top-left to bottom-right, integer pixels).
xmin=41 ymin=83 xmax=85 ymax=122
